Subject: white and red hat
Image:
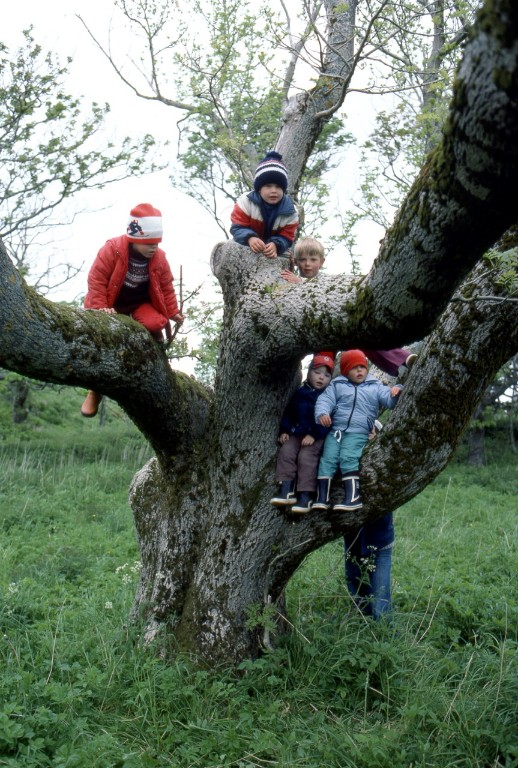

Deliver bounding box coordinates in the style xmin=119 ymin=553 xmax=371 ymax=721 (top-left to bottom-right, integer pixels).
xmin=126 ymin=203 xmax=163 ymax=244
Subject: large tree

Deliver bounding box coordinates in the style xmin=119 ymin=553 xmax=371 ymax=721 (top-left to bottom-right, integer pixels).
xmin=1 ymin=0 xmax=517 ymax=665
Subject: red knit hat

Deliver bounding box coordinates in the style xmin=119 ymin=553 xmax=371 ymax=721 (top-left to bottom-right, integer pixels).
xmin=310 ymin=351 xmax=335 ymax=372
xmin=126 ymin=203 xmax=163 ymax=244
xmin=340 ymin=349 xmax=368 ymax=376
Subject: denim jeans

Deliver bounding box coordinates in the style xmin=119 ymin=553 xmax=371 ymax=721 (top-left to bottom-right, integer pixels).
xmin=344 ymin=541 xmax=393 ymax=619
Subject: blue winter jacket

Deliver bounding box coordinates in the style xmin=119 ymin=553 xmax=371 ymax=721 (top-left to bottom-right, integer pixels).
xmin=314 ymin=374 xmax=400 ymax=435
xmin=280 ymin=381 xmax=330 ymax=441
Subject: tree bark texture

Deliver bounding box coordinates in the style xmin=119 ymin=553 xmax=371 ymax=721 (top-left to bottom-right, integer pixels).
xmin=0 ymin=0 xmax=517 ymax=665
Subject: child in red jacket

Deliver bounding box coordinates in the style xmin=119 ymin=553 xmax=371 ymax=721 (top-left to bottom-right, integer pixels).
xmin=81 ymin=203 xmax=184 ymax=417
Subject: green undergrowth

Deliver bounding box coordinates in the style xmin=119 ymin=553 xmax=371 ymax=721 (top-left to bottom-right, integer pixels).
xmin=0 ymin=385 xmax=517 ymax=767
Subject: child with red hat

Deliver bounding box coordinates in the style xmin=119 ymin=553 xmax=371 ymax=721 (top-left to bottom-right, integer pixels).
xmin=271 ymin=352 xmax=334 ymax=514
xmin=80 ymin=203 xmax=185 ymax=418
xmin=313 ymin=349 xmax=402 ymax=512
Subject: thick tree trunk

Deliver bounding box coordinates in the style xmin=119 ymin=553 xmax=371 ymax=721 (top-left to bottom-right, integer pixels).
xmin=361 ymin=262 xmax=518 ymax=507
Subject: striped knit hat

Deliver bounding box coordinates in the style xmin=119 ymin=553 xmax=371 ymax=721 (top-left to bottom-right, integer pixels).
xmin=253 ymin=151 xmax=288 ymax=193
xmin=126 ymin=203 xmax=163 ymax=244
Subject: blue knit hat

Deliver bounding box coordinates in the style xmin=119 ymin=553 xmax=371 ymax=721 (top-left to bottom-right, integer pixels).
xmin=253 ymin=151 xmax=288 ymax=193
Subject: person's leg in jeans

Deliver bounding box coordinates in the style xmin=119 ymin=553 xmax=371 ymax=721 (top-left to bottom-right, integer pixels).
xmin=368 ymin=544 xmax=393 ymax=619
xmin=344 ymin=543 xmax=372 ymax=615
xmin=344 ymin=540 xmax=393 ymax=619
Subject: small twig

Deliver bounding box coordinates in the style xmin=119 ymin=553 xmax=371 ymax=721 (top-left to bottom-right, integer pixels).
xmin=451 ymin=294 xmax=518 ymax=304
xmin=46 ymin=604 xmax=64 ymax=684
xmin=166 ymin=265 xmax=184 ymax=348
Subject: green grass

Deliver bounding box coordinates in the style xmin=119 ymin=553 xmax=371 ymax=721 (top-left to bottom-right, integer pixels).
xmin=0 ymin=383 xmax=517 ymax=767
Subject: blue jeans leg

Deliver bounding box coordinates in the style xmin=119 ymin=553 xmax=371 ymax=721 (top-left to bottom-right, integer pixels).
xmin=345 ymin=543 xmax=393 ymax=619
xmin=369 ymin=546 xmax=393 ymax=619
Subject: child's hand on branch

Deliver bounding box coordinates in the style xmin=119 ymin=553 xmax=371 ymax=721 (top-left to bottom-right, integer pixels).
xmin=248 ymin=237 xmax=265 ymax=253
xmin=263 ymin=242 xmax=278 ymax=259
xmin=280 ymin=270 xmax=302 ymax=284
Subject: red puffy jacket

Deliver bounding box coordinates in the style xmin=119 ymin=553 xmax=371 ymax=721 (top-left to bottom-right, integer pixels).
xmin=84 ymin=235 xmax=179 ymax=319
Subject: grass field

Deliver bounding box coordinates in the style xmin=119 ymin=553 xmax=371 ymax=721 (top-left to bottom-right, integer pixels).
xmin=0 ymin=382 xmax=517 ymax=767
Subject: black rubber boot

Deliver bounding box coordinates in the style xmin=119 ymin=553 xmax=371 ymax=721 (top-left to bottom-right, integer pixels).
xmin=312 ymin=477 xmax=332 ymax=511
xmin=292 ymin=491 xmax=313 ymax=514
xmin=333 ymin=473 xmax=362 ymax=512
xmin=270 ymin=480 xmax=296 ymax=507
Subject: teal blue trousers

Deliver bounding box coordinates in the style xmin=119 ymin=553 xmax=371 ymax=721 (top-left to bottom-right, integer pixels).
xmin=318 ymin=431 xmax=368 ymax=476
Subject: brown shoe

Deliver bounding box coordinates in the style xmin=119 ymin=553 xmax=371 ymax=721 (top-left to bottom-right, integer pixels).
xmin=81 ymin=391 xmax=102 ymax=418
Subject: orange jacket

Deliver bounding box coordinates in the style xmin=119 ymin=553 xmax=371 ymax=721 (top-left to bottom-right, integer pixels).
xmin=84 ymin=235 xmax=179 ymax=319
